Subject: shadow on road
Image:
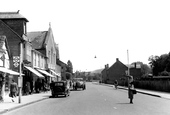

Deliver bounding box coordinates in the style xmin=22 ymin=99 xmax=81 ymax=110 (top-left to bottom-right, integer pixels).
xmin=49 ymin=95 xmax=70 ymax=98
xmin=116 ymin=102 xmax=131 ymax=104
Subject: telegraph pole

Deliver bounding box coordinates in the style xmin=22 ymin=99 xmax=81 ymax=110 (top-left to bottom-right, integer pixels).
xmin=18 ymin=42 xmax=23 ymax=103
xmin=127 ymin=50 xmax=130 ymax=76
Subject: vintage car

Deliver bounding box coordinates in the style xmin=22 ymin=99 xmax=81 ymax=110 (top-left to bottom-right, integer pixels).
xmin=50 ymin=81 xmax=70 ymax=97
xmin=73 ymin=78 xmax=86 ymax=90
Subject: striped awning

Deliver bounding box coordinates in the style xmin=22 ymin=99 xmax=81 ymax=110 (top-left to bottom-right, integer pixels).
xmin=0 ymin=66 xmax=23 ymax=75
xmin=24 ymin=66 xmax=44 ymax=78
xmin=36 ymin=69 xmax=55 ymax=78
xmin=50 ymin=70 xmax=61 ymax=77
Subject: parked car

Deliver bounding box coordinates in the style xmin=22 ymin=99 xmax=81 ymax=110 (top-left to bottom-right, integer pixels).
xmin=50 ymin=81 xmax=70 ymax=97
xmin=73 ymin=78 xmax=86 ymax=90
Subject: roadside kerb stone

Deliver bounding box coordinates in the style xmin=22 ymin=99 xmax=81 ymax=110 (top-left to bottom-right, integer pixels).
xmin=98 ymin=83 xmax=162 ymax=98
xmin=0 ymin=94 xmax=50 ymax=114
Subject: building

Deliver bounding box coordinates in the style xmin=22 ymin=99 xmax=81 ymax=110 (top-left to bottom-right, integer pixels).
xmin=101 ymin=64 xmax=109 ymax=83
xmin=0 ymin=11 xmax=28 ymax=82
xmin=106 ymin=58 xmax=128 ymax=84
xmin=129 ymin=63 xmax=142 ymax=80
xmin=57 ymin=59 xmax=67 ymax=80
xmin=27 ymin=24 xmax=61 ymax=82
xmin=0 ymin=11 xmax=31 ymax=98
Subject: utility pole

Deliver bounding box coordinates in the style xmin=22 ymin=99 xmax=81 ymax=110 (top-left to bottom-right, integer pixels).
xmin=127 ymin=50 xmax=130 ymax=76
xmin=18 ymin=42 xmax=23 ymax=103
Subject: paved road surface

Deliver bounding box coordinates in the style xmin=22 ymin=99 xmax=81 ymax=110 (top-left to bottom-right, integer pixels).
xmin=4 ymin=82 xmax=170 ymax=115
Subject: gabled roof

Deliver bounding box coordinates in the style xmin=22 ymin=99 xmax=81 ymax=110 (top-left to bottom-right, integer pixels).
xmin=57 ymin=59 xmax=67 ymax=66
xmin=27 ymin=31 xmax=48 ymax=49
xmin=109 ymin=58 xmax=128 ymax=70
xmin=0 ymin=11 xmax=28 ymax=22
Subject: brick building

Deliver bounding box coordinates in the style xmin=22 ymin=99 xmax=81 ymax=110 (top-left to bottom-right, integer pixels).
xmin=107 ymin=58 xmax=128 ymax=84
xmin=0 ymin=11 xmax=28 ymax=83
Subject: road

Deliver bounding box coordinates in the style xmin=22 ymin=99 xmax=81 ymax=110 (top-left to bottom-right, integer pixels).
xmin=4 ymin=82 xmax=170 ymax=115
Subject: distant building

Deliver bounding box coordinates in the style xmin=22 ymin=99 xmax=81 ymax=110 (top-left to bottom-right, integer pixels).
xmin=101 ymin=64 xmax=109 ymax=83
xmin=57 ymin=59 xmax=67 ymax=80
xmin=107 ymin=58 xmax=128 ymax=84
xmin=130 ymin=63 xmax=142 ymax=80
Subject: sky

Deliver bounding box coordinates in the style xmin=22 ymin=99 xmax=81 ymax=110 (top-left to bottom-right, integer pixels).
xmin=1 ymin=0 xmax=170 ymax=72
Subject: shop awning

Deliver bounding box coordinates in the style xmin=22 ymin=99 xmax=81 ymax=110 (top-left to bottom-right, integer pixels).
xmin=36 ymin=69 xmax=55 ymax=78
xmin=0 ymin=66 xmax=22 ymax=75
xmin=24 ymin=66 xmax=44 ymax=78
xmin=50 ymin=70 xmax=61 ymax=77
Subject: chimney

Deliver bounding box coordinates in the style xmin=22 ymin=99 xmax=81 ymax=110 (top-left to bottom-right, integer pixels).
xmin=107 ymin=64 xmax=109 ymax=69
xmin=116 ymin=58 xmax=119 ymax=62
xmin=105 ymin=65 xmax=107 ymax=69
xmin=134 ymin=63 xmax=136 ymax=68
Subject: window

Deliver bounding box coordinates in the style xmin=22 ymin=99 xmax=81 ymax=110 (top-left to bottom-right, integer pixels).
xmin=51 ymin=48 xmax=53 ymax=64
xmin=48 ymin=51 xmax=50 ymax=63
xmin=38 ymin=54 xmax=40 ymax=67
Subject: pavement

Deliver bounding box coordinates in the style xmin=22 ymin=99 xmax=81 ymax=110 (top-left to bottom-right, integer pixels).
xmin=101 ymin=83 xmax=170 ymax=100
xmin=0 ymin=91 xmax=51 ymax=114
xmin=0 ymin=83 xmax=170 ymax=114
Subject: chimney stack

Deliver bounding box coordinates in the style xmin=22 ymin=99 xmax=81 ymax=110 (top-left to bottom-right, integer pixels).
xmin=116 ymin=58 xmax=119 ymax=62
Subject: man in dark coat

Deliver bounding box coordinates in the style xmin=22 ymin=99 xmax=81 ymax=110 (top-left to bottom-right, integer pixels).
xmin=10 ymin=79 xmax=18 ymax=102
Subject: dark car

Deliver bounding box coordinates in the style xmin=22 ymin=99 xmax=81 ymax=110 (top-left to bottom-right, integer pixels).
xmin=73 ymin=78 xmax=86 ymax=90
xmin=50 ymin=81 xmax=70 ymax=97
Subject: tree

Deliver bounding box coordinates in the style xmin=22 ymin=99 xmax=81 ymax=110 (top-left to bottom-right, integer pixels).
xmin=148 ymin=53 xmax=170 ymax=76
xmin=67 ymin=60 xmax=73 ymax=73
xmin=131 ymin=61 xmax=151 ymax=76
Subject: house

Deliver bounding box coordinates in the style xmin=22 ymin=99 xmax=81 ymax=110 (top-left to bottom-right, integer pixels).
xmin=0 ymin=11 xmax=28 ymax=84
xmin=101 ymin=64 xmax=109 ymax=83
xmin=55 ymin=43 xmax=61 ymax=81
xmin=0 ymin=11 xmax=32 ymax=97
xmin=27 ymin=24 xmax=60 ymax=82
xmin=129 ymin=63 xmax=142 ymax=80
xmin=57 ymin=59 xmax=67 ymax=80
xmin=107 ymin=58 xmax=128 ymax=84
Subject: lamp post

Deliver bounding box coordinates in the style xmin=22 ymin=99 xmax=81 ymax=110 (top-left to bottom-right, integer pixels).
xmin=0 ymin=35 xmax=6 ymax=102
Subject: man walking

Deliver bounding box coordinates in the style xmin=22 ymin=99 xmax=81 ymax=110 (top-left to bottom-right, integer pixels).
xmin=10 ymin=79 xmax=18 ymax=102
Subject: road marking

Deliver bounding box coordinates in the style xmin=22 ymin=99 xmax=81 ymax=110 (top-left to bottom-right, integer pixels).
xmin=113 ymin=107 xmax=117 ymax=109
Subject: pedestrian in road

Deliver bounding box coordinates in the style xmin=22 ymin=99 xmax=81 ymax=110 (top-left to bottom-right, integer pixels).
xmin=114 ymin=80 xmax=118 ymax=89
xmin=9 ymin=79 xmax=18 ymax=102
xmin=128 ymin=75 xmax=134 ymax=104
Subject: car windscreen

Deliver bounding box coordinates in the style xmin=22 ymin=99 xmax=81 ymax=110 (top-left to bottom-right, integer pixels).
xmin=73 ymin=78 xmax=83 ymax=81
xmin=54 ymin=82 xmax=64 ymax=86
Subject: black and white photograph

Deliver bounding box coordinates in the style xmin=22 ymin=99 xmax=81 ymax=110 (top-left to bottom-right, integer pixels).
xmin=0 ymin=0 xmax=170 ymax=115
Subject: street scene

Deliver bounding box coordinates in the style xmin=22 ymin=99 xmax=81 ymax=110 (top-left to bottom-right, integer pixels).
xmin=1 ymin=82 xmax=170 ymax=115
xmin=1 ymin=0 xmax=170 ymax=115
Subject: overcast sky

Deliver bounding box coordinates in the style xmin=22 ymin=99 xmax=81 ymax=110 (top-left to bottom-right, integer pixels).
xmin=1 ymin=0 xmax=170 ymax=71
